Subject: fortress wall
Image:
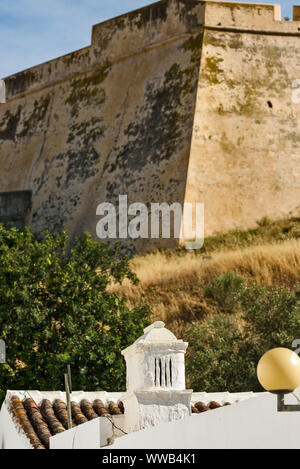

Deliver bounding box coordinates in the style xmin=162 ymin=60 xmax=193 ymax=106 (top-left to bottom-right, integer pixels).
xmin=91 ymin=0 xmax=205 ymax=59
xmin=205 ymin=1 xmax=282 ymax=30
xmin=0 ymin=0 xmax=204 ymax=253
xmin=184 ymin=1 xmax=300 ymax=237
xmin=1 ymin=0 xmax=299 ymax=251
xmin=5 ymin=0 xmax=205 ymax=100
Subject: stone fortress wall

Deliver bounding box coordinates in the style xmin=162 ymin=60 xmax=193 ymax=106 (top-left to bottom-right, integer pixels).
xmin=0 ymin=1 xmax=299 ymax=253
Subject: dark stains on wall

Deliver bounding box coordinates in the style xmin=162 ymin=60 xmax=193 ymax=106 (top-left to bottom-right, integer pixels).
xmin=96 ymin=31 xmax=204 ymax=254
xmin=67 ymin=118 xmax=105 ymax=146
xmin=111 ymin=0 xmax=168 ymax=31
xmin=178 ymin=0 xmax=203 ymax=15
xmin=18 ymin=95 xmax=51 ymax=138
xmin=0 ymin=4 xmax=204 ymax=250
xmin=29 ymin=64 xmax=111 ymax=235
xmin=108 ymin=33 xmax=203 ymax=178
xmin=5 ymin=69 xmax=38 ymax=97
xmin=65 ymin=147 xmax=100 ymax=187
xmin=0 ymin=95 xmax=50 ymax=143
xmin=32 ymin=113 xmax=106 ymax=234
xmin=177 ymin=0 xmax=204 ymax=29
xmin=93 ymin=0 xmax=203 ymax=49
xmin=181 ymin=32 xmax=203 ymax=63
xmin=65 ymin=65 xmax=110 ymax=118
xmin=112 ymin=65 xmax=184 ymax=173
xmin=128 ymin=0 xmax=203 ymax=31
xmin=33 ymin=129 xmax=103 ymax=192
xmin=132 ymin=0 xmax=168 ymax=28
xmin=32 ymin=192 xmax=80 ymax=234
xmin=123 ymin=0 xmax=202 ymax=28
xmin=0 ymin=107 xmax=21 ymax=142
xmin=204 ymin=57 xmax=224 ymax=85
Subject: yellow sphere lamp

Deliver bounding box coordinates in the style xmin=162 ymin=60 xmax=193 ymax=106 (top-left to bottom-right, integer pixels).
xmin=257 ymin=348 xmax=300 ymax=412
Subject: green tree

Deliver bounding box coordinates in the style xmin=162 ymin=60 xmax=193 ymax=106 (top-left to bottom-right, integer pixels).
xmin=0 ymin=225 xmax=150 ymax=403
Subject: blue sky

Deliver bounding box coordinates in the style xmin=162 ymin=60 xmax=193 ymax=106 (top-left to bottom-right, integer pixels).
xmin=0 ymin=0 xmax=295 ymax=78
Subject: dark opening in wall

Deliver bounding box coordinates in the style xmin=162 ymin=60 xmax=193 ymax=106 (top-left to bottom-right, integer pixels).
xmin=0 ymin=191 xmax=31 ymax=228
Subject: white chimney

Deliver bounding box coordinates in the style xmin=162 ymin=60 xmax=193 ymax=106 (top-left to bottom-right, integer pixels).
xmin=121 ymin=321 xmax=192 ymax=433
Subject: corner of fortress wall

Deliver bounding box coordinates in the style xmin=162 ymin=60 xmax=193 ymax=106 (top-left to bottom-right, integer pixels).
xmin=183 ymin=1 xmax=300 ymax=239
xmin=1 ymin=1 xmax=300 ymax=253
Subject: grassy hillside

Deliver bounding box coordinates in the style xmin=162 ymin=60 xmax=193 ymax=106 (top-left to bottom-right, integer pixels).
xmin=112 ymin=217 xmax=300 ymax=337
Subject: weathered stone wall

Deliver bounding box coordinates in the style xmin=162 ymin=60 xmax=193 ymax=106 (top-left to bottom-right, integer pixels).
xmin=0 ymin=0 xmax=299 ymax=252
xmin=0 ymin=0 xmax=204 ymax=253
xmin=185 ymin=1 xmax=300 ymax=237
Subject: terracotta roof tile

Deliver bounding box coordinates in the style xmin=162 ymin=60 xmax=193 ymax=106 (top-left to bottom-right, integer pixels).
xmin=209 ymin=401 xmax=222 ymax=409
xmin=108 ymin=401 xmax=122 ymax=415
xmin=71 ymin=401 xmax=89 ymax=425
xmin=191 ymin=405 xmax=200 ymax=414
xmin=8 ymin=394 xmax=125 ymax=449
xmin=9 ymin=396 xmax=45 ymax=449
xmin=93 ymin=398 xmax=110 ymax=417
xmin=118 ymin=401 xmax=125 ymax=414
xmin=191 ymin=400 xmax=230 ymax=413
xmin=40 ymin=399 xmax=65 ymax=435
xmin=194 ymin=401 xmax=210 ymax=413
xmin=80 ymin=399 xmax=98 ymax=420
xmin=23 ymin=398 xmax=52 ymax=448
xmin=8 ymin=394 xmax=232 ymax=449
xmin=52 ymin=398 xmax=70 ymax=430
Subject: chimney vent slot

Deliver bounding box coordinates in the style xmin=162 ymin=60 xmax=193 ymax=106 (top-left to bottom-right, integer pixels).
xmin=154 ymin=356 xmax=174 ymax=388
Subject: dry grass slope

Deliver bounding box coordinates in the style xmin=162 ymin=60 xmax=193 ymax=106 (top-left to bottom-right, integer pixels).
xmin=111 ymin=218 xmax=300 ymax=336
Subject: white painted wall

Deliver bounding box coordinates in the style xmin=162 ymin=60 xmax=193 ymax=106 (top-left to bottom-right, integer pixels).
xmin=50 ymin=417 xmax=104 ymax=449
xmin=49 ymin=415 xmax=125 ymax=449
xmin=191 ymin=391 xmax=263 ymax=405
xmin=109 ymin=393 xmax=300 ymax=449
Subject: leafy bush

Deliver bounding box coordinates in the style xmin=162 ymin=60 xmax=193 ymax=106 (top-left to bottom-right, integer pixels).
xmin=0 ymin=225 xmax=150 ymax=403
xmin=186 ymin=274 xmax=300 ymax=392
xmin=241 ymin=284 xmax=300 ymax=355
xmin=203 ymin=272 xmax=246 ymax=313
xmin=186 ymin=314 xmax=256 ymax=392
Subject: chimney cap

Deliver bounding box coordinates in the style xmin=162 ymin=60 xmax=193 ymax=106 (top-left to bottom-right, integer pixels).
xmin=143 ymin=321 xmax=165 ymax=333
xmin=122 ymin=321 xmax=187 ymax=356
